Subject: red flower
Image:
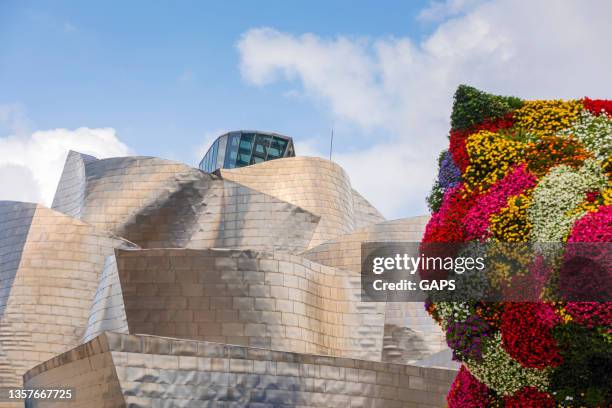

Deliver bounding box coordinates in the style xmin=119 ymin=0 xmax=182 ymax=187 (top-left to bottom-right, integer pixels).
xmin=447 ymin=366 xmax=491 ymax=408
xmin=450 ymin=129 xmax=471 ymax=172
xmin=504 ymin=387 xmax=555 ymax=408
xmin=565 ymin=302 xmax=612 ymax=328
xmin=501 ymin=302 xmax=563 ymax=369
xmin=422 ymin=184 xmax=478 ymax=243
xmin=449 ymin=113 xmax=515 ymax=172
xmin=568 ymin=205 xmax=612 ymax=243
xmin=583 ymin=97 xmax=612 ymax=116
xmin=585 ymin=190 xmax=599 ymax=202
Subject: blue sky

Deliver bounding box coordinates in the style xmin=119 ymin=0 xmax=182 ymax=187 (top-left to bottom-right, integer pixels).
xmin=1 ymin=1 xmax=611 ymax=217
xmin=1 ymin=1 xmax=431 ymax=161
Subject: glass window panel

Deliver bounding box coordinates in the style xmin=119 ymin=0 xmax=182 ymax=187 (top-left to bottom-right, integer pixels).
xmin=253 ymin=134 xmax=272 ymax=157
xmin=239 ymin=133 xmax=254 ymax=149
xmin=236 ymin=133 xmax=254 ymax=167
xmin=237 ymin=156 xmax=250 ymax=167
xmin=270 ymin=137 xmax=288 ymax=158
xmin=216 ymin=134 xmax=227 ymax=168
xmin=202 ymin=132 xmax=293 ymax=171
xmin=210 ymin=139 xmax=219 ymax=171
xmin=224 ymin=133 xmax=240 ymax=168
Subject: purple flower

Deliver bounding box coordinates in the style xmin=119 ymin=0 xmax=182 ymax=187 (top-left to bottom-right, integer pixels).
xmin=438 ymin=151 xmax=462 ymax=189
xmin=446 ymin=315 xmax=491 ymax=362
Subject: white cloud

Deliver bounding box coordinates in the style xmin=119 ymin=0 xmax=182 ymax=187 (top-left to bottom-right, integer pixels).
xmin=237 ymin=0 xmax=612 ymax=218
xmin=417 ymin=0 xmax=485 ymax=22
xmin=0 ymin=108 xmax=132 ymax=206
xmin=294 ymin=137 xmax=327 ymax=159
xmin=238 ymin=29 xmax=391 ymax=131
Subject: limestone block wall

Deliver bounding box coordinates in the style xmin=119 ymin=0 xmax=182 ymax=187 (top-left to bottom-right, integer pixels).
xmin=221 ymin=157 xmax=358 ymax=248
xmin=115 ymin=248 xmax=386 ymax=361
xmin=0 ymin=202 xmax=134 ymax=388
xmin=24 ymin=332 xmax=455 ymax=408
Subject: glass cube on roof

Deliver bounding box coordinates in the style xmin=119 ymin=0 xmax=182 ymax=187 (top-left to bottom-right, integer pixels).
xmin=198 ymin=130 xmax=295 ymax=173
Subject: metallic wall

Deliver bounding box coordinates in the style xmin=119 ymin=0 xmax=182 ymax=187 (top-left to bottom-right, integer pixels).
xmin=81 ymin=255 xmax=129 ymax=343
xmin=52 ymin=152 xmax=320 ymax=254
xmin=351 ymin=188 xmax=386 ymax=230
xmin=24 ymin=332 xmax=455 ymax=408
xmin=0 ymin=202 xmax=134 ymax=389
xmin=114 ymin=248 xmax=386 ymax=361
xmin=221 ymin=157 xmax=359 ymax=248
xmin=301 ymin=216 xmax=431 ymax=272
xmin=0 ymin=151 xmax=457 ymax=407
xmin=301 ymin=216 xmax=447 ymax=363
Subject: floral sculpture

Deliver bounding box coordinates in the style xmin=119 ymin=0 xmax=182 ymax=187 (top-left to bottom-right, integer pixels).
xmin=423 ymin=85 xmax=611 ymax=407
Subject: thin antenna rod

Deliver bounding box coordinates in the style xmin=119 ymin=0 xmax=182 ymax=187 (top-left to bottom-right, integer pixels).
xmin=329 ymin=128 xmax=334 ymax=161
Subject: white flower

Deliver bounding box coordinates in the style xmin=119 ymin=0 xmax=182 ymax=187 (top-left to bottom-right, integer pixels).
xmin=528 ymin=159 xmax=607 ymax=242
xmin=559 ymin=110 xmax=612 ymax=161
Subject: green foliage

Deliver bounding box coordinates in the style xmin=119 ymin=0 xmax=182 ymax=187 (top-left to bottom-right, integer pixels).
xmin=437 ymin=149 xmax=447 ymax=167
xmin=426 ymin=180 xmax=444 ymax=213
xmin=497 ymin=127 xmax=535 ymax=143
xmin=450 ymin=85 xmax=523 ymax=130
xmin=551 ymin=323 xmax=612 ymax=407
xmin=426 ymin=150 xmax=453 ymax=214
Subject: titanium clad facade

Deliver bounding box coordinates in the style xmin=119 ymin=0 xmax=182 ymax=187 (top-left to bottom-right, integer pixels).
xmin=1 ymin=148 xmax=455 ymax=408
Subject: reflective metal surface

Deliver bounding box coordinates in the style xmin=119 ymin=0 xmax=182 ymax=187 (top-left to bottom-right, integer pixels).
xmin=24 ymin=332 xmax=455 ymax=408
xmin=52 ymin=152 xmax=320 ymax=254
xmin=301 ymin=216 xmax=447 ymax=362
xmin=0 ymin=151 xmax=456 ymax=407
xmin=0 ymin=201 xmax=134 ymax=391
xmin=115 ymin=248 xmax=386 ymax=360
xmin=221 ymin=157 xmax=359 ymax=248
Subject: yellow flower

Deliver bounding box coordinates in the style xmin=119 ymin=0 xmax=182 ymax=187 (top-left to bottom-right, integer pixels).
xmin=463 ymin=130 xmax=526 ymax=193
xmin=514 ymin=99 xmax=583 ymax=136
xmin=566 ymin=186 xmax=612 ymax=217
xmin=490 ymin=192 xmax=533 ymax=242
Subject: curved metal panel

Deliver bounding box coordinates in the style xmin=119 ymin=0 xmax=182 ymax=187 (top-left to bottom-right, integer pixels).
xmin=0 ymin=202 xmax=134 ymax=388
xmin=24 ymin=332 xmax=456 ymax=408
xmin=221 ymin=157 xmax=358 ymax=248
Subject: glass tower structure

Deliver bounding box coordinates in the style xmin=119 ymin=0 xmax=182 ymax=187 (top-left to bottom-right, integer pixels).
xmin=199 ymin=131 xmax=295 ymax=173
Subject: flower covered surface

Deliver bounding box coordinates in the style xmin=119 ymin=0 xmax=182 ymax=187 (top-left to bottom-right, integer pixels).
xmin=424 ymin=86 xmax=612 ymax=407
